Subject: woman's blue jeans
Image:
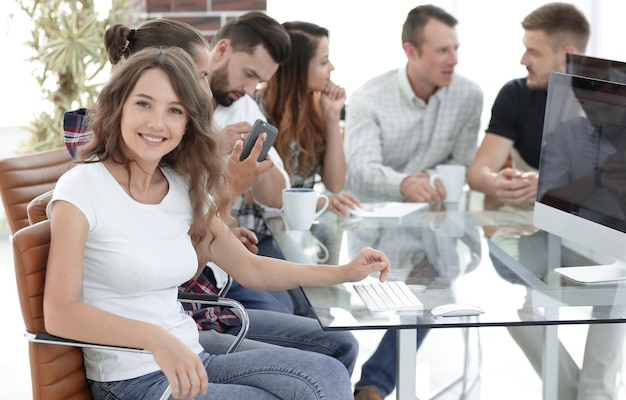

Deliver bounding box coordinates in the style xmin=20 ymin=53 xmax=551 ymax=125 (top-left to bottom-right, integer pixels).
xmin=89 ymin=349 xmax=353 ymax=399
xmin=199 ymin=308 xmax=359 ymax=375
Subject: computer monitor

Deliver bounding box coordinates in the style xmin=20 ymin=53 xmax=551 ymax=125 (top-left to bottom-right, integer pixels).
xmin=566 ymin=53 xmax=626 ymax=84
xmin=534 ymin=72 xmax=626 ymax=284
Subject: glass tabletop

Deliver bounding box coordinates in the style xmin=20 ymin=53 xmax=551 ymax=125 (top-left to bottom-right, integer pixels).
xmin=264 ymin=191 xmax=626 ymax=331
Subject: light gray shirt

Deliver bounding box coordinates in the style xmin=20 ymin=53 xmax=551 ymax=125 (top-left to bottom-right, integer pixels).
xmin=345 ymin=65 xmax=483 ymax=201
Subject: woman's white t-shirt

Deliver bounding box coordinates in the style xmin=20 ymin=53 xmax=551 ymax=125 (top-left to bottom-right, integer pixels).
xmin=48 ymin=162 xmax=203 ymax=382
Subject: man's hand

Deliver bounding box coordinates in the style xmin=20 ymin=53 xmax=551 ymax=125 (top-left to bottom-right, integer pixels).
xmin=327 ymin=192 xmax=361 ymax=215
xmin=227 ymin=136 xmax=275 ymax=197
xmin=400 ymin=171 xmax=445 ymax=202
xmin=221 ymin=122 xmax=252 ymax=155
xmin=492 ymin=168 xmax=537 ymax=204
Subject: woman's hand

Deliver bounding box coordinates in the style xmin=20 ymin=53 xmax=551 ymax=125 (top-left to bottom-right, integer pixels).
xmin=328 ymin=192 xmax=361 ymax=215
xmin=343 ymin=247 xmax=390 ymax=282
xmin=231 ymin=226 xmax=259 ymax=254
xmin=320 ymin=81 xmax=346 ymax=120
xmin=150 ymin=332 xmax=208 ymax=400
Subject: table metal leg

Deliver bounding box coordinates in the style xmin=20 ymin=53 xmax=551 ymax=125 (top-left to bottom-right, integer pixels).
xmin=543 ymin=232 xmax=561 ymax=400
xmin=397 ymin=329 xmax=417 ymax=400
xmin=542 ymin=324 xmax=559 ymax=399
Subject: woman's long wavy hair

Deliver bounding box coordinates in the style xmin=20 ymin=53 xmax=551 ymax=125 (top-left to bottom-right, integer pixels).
xmin=79 ymin=47 xmax=232 ymax=246
xmin=262 ymin=21 xmax=329 ymax=180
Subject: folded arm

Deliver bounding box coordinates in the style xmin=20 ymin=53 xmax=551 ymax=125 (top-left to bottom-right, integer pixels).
xmin=468 ymin=133 xmax=537 ymax=204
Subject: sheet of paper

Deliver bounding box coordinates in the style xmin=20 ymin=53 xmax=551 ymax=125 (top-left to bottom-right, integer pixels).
xmin=351 ymin=202 xmax=428 ymax=218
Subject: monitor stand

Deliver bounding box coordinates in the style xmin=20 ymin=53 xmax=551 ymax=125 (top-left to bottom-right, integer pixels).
xmin=555 ymin=259 xmax=626 ymax=284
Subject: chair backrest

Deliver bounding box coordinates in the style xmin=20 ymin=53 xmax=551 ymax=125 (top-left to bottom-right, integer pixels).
xmin=12 ymin=220 xmax=92 ymax=400
xmin=0 ymin=147 xmax=72 ymax=234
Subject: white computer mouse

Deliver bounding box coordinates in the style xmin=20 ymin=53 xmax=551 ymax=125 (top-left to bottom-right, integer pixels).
xmin=431 ymin=303 xmax=484 ymax=317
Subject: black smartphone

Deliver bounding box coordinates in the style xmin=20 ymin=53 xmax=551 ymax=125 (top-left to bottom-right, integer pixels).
xmin=239 ymin=119 xmax=279 ymax=162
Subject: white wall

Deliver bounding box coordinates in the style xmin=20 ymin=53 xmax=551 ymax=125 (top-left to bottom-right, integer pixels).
xmin=0 ymin=1 xmax=113 ymax=130
xmin=1 ymin=3 xmax=46 ymax=128
xmin=2 ymin=1 xmax=626 ymax=132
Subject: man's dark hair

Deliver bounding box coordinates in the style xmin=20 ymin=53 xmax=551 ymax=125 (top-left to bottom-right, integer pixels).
xmin=211 ymin=11 xmax=291 ymax=64
xmin=401 ymin=4 xmax=457 ymax=49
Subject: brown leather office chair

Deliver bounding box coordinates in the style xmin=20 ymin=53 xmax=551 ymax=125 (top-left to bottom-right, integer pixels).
xmin=13 ymin=219 xmax=249 ymax=400
xmin=0 ymin=147 xmax=72 ymax=234
xmin=13 ymin=220 xmax=91 ymax=400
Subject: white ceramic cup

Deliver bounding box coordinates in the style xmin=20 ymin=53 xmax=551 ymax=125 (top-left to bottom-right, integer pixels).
xmin=429 ymin=165 xmax=467 ymax=203
xmin=282 ymin=188 xmax=329 ymax=231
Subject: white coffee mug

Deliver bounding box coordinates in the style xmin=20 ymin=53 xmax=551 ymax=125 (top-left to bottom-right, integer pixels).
xmin=282 ymin=188 xmax=329 ymax=230
xmin=429 ymin=165 xmax=467 ymax=203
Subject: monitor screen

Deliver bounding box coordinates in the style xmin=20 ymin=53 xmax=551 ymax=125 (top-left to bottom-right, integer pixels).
xmin=534 ymin=72 xmax=626 ymax=283
xmin=566 ymin=53 xmax=626 ymax=84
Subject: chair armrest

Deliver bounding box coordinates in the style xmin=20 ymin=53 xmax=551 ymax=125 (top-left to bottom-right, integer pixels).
xmin=218 ymin=275 xmax=233 ymax=297
xmin=177 ymin=292 xmax=219 ymax=302
xmin=25 ymin=332 xmax=149 ymax=352
xmin=24 ymin=332 xmax=171 ymax=400
xmin=177 ymin=292 xmax=250 ymax=353
xmin=22 ymin=294 xmax=247 ymax=400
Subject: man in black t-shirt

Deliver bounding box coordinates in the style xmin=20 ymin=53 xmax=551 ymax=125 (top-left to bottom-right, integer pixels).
xmin=470 ymin=4 xmax=626 ymax=400
xmin=467 ymin=2 xmax=589 ymax=205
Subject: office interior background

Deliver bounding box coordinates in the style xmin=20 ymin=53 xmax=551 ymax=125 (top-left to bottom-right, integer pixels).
xmin=1 ymin=0 xmax=626 ymax=137
xmin=0 ymin=1 xmax=625 ymax=399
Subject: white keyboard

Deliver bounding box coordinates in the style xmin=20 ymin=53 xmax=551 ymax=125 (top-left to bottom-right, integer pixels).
xmin=353 ymin=281 xmax=424 ymax=312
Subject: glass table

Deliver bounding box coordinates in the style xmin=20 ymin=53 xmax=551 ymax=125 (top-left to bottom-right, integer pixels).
xmin=263 ymin=191 xmax=626 ymax=400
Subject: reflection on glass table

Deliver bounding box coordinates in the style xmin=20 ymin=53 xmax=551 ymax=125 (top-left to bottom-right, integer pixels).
xmin=263 ymin=195 xmax=626 ymax=400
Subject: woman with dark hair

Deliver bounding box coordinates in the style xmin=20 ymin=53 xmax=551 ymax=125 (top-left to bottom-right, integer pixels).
xmin=261 ymin=21 xmax=361 ymax=215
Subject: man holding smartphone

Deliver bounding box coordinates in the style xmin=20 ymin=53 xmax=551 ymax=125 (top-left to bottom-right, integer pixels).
xmin=209 ymin=13 xmax=291 ymax=213
xmin=205 ymin=12 xmax=321 ymax=317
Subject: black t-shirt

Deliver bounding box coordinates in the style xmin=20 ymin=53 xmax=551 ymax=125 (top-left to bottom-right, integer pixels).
xmin=486 ymin=78 xmax=548 ymax=169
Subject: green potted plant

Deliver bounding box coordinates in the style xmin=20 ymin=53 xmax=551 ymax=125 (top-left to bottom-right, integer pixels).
xmin=15 ymin=0 xmax=136 ymax=151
